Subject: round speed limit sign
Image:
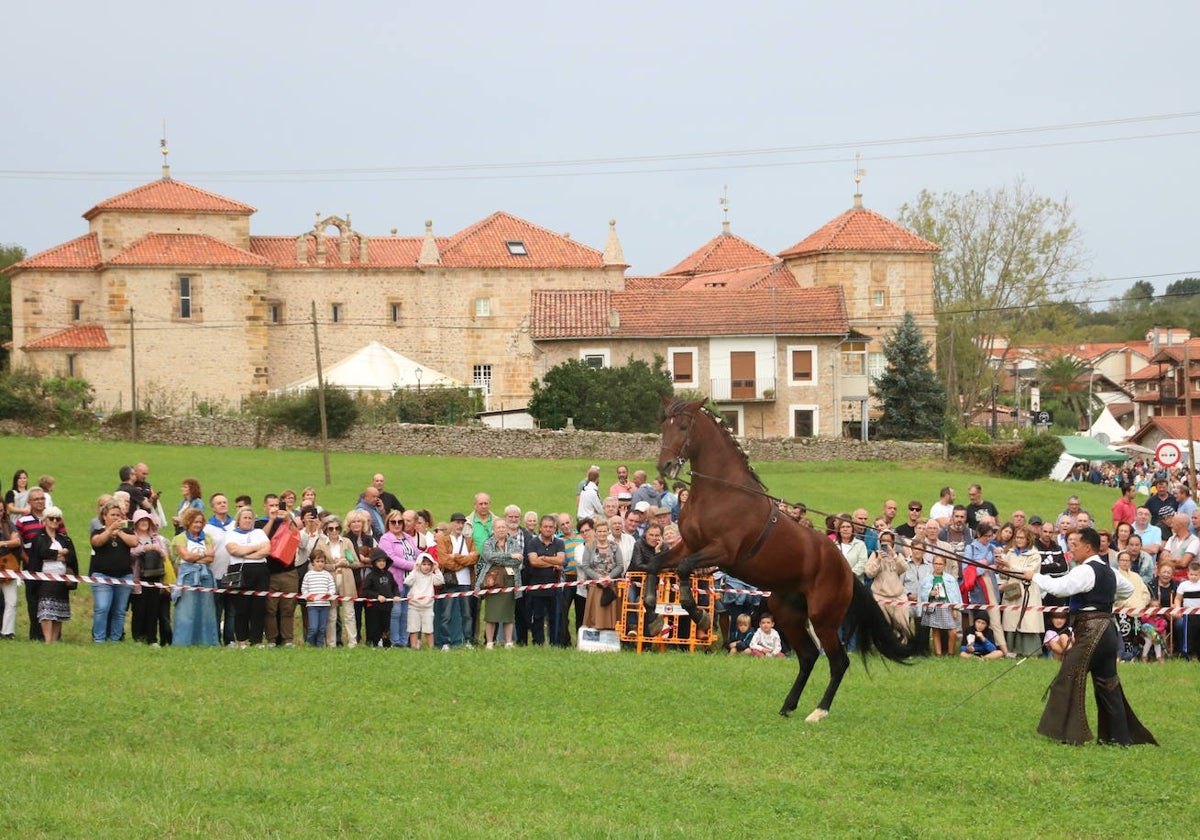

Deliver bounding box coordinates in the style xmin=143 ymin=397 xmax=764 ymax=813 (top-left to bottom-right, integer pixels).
xmin=1156 ymin=441 xmax=1182 ymax=468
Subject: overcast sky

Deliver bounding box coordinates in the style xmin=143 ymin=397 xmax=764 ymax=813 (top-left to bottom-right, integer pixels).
xmin=3 ymin=1 xmax=1197 ymax=304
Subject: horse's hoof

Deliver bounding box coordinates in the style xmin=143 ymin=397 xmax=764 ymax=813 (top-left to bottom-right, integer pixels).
xmin=697 ymin=613 xmax=712 ymax=632
xmin=646 ymin=618 xmax=664 ymax=637
xmin=804 ymin=709 xmax=829 ymax=723
xmin=780 ymin=709 xmax=791 ymax=718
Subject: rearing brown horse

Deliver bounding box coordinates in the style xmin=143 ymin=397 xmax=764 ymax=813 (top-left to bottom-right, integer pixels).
xmin=648 ymin=397 xmax=911 ymax=722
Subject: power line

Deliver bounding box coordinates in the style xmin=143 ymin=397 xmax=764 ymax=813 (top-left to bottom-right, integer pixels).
xmin=1 ymin=112 xmax=1198 ymax=183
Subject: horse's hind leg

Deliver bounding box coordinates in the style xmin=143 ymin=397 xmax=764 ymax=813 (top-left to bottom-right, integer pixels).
xmin=642 ymin=573 xmax=662 ymax=637
xmin=807 ymin=613 xmax=850 ymax=722
xmin=770 ymin=594 xmax=819 ymax=718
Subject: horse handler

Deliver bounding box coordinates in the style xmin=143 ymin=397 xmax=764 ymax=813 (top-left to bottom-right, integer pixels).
xmin=1024 ymin=527 xmax=1157 ymax=747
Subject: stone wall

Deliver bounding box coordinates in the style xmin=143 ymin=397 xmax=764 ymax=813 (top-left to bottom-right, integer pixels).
xmin=87 ymin=415 xmax=942 ymax=463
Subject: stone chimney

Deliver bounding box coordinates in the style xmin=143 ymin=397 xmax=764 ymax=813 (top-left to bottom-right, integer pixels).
xmin=418 ymin=220 xmax=441 ymax=266
xmin=602 ymin=219 xmax=626 ymax=266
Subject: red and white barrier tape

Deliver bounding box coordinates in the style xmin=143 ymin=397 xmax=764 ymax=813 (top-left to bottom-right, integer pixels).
xmin=0 ymin=569 xmax=625 ymax=606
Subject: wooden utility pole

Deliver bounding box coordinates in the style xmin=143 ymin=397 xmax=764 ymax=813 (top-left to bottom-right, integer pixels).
xmin=129 ymin=307 xmax=137 ymax=442
xmin=1187 ymin=343 xmax=1196 ymax=482
xmin=311 ymin=301 xmax=331 ymax=485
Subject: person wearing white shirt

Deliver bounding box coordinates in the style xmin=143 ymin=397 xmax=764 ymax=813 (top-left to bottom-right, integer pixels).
xmin=1025 ymin=527 xmax=1157 ymax=747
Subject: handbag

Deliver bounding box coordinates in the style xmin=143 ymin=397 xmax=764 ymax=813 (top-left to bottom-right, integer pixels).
xmin=481 ymin=565 xmax=507 ymax=589
xmin=219 ymin=564 xmax=244 ymax=590
xmin=268 ymin=521 xmax=300 ymax=568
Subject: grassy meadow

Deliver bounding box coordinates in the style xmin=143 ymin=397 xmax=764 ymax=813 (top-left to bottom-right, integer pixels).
xmin=3 ymin=435 xmax=1193 ymax=837
xmin=3 ymin=643 xmax=1195 ymax=838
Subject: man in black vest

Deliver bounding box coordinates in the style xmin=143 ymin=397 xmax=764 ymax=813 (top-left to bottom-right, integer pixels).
xmin=1025 ymin=527 xmax=1157 ymax=747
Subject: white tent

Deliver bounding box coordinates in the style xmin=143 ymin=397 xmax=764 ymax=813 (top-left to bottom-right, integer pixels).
xmin=1085 ymin=406 xmax=1130 ymax=445
xmin=275 ymin=341 xmax=463 ymax=394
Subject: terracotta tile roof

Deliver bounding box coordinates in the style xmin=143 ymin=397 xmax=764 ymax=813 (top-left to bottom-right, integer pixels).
xmin=1127 ymin=364 xmax=1163 ymax=382
xmin=6 ymin=233 xmax=101 ymax=272
xmin=22 ymin=324 xmax=112 ymax=351
xmin=530 ymin=287 xmax=847 ymax=340
xmin=624 ymin=275 xmax=690 ymax=291
xmin=662 ymin=232 xmax=778 ymax=276
xmin=1129 ymin=415 xmax=1200 ymax=443
xmin=107 ymin=234 xmax=271 ymax=266
xmin=439 ymin=211 xmax=603 ymax=269
xmin=83 ymin=179 xmax=256 ymax=219
xmin=779 ymin=206 xmax=939 ymax=257
xmin=251 ymin=235 xmax=425 ymax=268
xmin=673 ymin=262 xmax=798 ymax=291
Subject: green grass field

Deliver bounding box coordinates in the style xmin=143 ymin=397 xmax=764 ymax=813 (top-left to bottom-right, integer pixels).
xmin=3 ymin=644 xmax=1194 ymax=838
xmin=5 ymin=435 xmax=1122 ymax=548
xmin=2 ymin=435 xmax=1192 ymax=837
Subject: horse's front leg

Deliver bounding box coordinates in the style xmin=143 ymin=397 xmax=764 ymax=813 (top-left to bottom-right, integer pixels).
xmin=677 ymin=552 xmax=718 ymax=633
xmin=643 ymin=543 xmax=683 ymax=637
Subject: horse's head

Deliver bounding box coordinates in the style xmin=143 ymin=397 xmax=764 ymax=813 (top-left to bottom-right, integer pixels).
xmin=657 ymin=397 xmax=706 ymax=479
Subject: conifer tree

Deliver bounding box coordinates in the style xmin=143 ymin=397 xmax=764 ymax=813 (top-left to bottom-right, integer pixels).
xmin=872 ymin=312 xmax=946 ymax=439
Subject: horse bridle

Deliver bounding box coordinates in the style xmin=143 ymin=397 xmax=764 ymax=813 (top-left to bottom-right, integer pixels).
xmin=660 ymin=409 xmax=696 ymax=480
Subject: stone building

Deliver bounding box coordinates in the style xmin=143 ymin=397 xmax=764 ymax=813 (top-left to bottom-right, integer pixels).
xmin=7 ymin=170 xmax=937 ymax=436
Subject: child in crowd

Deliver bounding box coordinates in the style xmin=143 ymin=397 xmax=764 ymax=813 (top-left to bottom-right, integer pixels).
xmin=960 ymin=613 xmax=1005 ymax=659
xmin=1042 ymin=612 xmax=1073 ymax=661
xmin=747 ymin=613 xmax=785 ymax=657
xmin=301 ymin=550 xmax=337 ymax=647
xmin=727 ymin=613 xmax=754 ymax=654
xmin=1173 ymin=560 xmax=1200 ymax=660
xmin=362 ymin=549 xmax=401 ymax=647
xmin=404 ymin=552 xmax=444 ymax=650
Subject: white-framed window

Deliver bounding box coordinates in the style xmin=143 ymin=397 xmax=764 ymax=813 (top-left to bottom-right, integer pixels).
xmin=473 ymin=363 xmax=493 ymax=396
xmin=787 ymin=345 xmax=817 ymax=386
xmin=178 ymin=275 xmax=193 ymax=319
xmin=668 ymin=346 xmax=697 ymax=386
xmin=505 ymin=240 xmax=528 ymax=256
xmin=474 ymin=298 xmax=492 ymax=317
xmin=331 ymin=302 xmax=344 ymax=324
xmin=580 ymin=348 xmax=610 ymax=369
xmin=790 ymin=404 xmax=820 ymax=438
xmin=841 ymin=341 xmax=867 ymax=376
xmin=869 ymin=351 xmax=888 ymax=383
xmin=872 ymin=289 xmax=887 ymax=308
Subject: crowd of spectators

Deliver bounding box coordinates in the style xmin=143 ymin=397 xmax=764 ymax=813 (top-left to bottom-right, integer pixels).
xmin=2 ymin=460 xmax=1197 ymax=661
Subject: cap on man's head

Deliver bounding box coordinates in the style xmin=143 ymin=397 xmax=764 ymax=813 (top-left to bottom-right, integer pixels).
xmin=652 ymin=506 xmax=672 ymax=517
xmin=449 ymin=512 xmax=467 ymax=522
xmin=634 ymin=501 xmax=651 ymax=514
xmin=1028 ymin=516 xmax=1044 ymax=527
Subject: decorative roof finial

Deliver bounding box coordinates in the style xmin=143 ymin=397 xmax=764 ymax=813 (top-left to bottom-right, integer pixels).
xmin=160 ymin=119 xmax=171 ymax=181
xmin=853 ymin=153 xmax=866 ymax=209
xmin=719 ymin=184 xmax=730 ymax=234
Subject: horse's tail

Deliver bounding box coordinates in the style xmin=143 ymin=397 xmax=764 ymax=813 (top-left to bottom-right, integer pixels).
xmin=846 ymin=577 xmax=914 ymax=667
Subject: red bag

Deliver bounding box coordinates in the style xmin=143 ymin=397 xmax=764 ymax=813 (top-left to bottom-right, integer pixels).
xmin=269 ymin=521 xmax=300 ymax=568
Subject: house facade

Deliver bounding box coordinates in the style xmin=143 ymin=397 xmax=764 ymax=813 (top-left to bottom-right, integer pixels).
xmin=8 ymin=172 xmax=938 ymax=437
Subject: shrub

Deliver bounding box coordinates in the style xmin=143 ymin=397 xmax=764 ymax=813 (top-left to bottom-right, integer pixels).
xmin=1004 ymin=431 xmax=1064 ymax=481
xmin=250 ymin=387 xmax=359 ymax=438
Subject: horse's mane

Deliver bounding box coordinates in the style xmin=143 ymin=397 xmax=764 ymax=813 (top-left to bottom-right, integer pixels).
xmin=665 ymin=397 xmax=767 ymax=492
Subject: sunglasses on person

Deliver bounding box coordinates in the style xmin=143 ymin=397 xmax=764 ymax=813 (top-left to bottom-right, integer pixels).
xmin=909 ymin=506 xmax=922 ymax=512
xmin=388 ymin=519 xmax=403 ymax=526
xmin=45 ymin=515 xmax=62 ymax=521
xmin=325 ymin=526 xmax=340 ymax=532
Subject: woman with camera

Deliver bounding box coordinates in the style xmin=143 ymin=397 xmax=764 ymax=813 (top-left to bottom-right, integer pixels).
xmin=89 ymin=501 xmax=138 ymax=643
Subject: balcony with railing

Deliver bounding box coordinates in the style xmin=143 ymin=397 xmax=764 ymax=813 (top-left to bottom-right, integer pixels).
xmin=709 ymin=376 xmax=776 ymax=402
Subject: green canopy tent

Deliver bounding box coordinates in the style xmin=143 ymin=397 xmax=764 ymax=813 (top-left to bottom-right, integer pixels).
xmin=1050 ymin=435 xmax=1129 ymax=480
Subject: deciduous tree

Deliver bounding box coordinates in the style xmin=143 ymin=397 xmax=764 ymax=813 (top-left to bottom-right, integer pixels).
xmin=898 ymin=180 xmax=1086 ymax=423
xmin=528 ymin=356 xmax=674 ymax=431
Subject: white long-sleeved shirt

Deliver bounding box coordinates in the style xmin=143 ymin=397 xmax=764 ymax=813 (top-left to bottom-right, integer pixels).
xmin=749 ymin=627 xmax=783 ymax=656
xmin=1033 ymin=558 xmax=1133 ymax=608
